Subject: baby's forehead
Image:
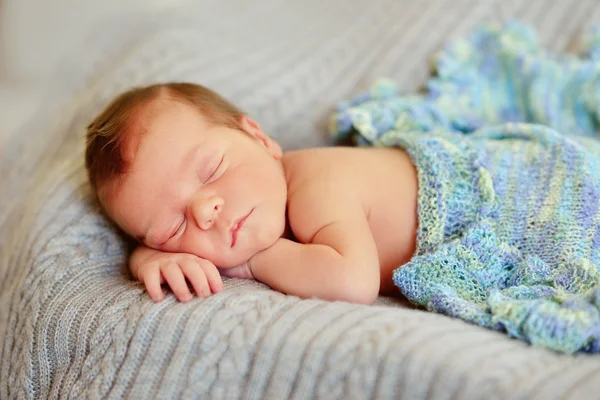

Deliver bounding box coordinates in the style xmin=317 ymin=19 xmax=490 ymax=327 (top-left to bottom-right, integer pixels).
xmin=123 ymin=99 xmax=203 ymax=160
xmin=120 ymin=119 xmax=145 ymax=166
xmin=121 ymin=98 xmax=173 ymax=162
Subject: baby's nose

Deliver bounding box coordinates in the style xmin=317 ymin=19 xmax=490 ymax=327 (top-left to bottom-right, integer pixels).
xmin=194 ymin=195 xmax=224 ymax=230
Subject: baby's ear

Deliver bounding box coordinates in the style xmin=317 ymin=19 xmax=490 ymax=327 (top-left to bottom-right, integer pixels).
xmin=238 ymin=115 xmax=282 ymax=160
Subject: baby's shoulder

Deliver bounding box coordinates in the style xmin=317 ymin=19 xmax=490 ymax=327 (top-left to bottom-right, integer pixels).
xmin=282 ymin=147 xmax=371 ymax=240
xmin=282 ymin=146 xmax=401 ymax=185
xmin=283 ymin=147 xmax=367 ymax=197
xmin=282 ymin=146 xmax=367 ymax=177
xmin=283 ymin=147 xmax=352 ymax=193
xmin=281 ymin=145 xmax=416 ymax=245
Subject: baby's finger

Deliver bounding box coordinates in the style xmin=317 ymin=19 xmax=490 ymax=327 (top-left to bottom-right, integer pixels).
xmin=162 ymin=263 xmax=193 ymax=302
xmin=143 ymin=269 xmax=164 ymax=302
xmin=200 ymin=260 xmax=224 ymax=294
xmin=180 ymin=260 xmax=210 ymax=298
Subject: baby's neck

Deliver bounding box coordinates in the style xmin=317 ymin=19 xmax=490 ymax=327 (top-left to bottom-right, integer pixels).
xmin=281 ymin=208 xmax=296 ymax=241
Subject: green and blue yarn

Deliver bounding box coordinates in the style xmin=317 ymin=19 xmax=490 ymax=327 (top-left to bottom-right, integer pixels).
xmin=330 ymin=21 xmax=600 ymax=354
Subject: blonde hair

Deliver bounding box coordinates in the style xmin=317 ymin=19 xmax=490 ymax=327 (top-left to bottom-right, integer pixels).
xmin=85 ymin=82 xmax=244 ymax=193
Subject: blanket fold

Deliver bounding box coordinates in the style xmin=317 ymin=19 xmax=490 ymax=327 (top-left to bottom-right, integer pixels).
xmin=330 ymin=21 xmax=600 ymax=354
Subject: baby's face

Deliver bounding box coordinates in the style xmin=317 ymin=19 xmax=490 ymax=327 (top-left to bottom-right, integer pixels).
xmin=102 ymin=99 xmax=287 ymax=268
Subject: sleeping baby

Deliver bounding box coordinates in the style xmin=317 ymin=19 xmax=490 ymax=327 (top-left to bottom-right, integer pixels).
xmin=86 ymin=22 xmax=600 ymax=354
xmin=86 ymin=82 xmax=419 ymax=305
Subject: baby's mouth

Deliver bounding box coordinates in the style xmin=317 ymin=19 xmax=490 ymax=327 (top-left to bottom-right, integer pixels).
xmin=231 ymin=208 xmax=254 ymax=248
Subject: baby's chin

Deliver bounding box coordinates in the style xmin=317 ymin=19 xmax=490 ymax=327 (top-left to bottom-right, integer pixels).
xmin=216 ymin=242 xmax=274 ymax=268
xmin=215 ymin=224 xmax=284 ymax=268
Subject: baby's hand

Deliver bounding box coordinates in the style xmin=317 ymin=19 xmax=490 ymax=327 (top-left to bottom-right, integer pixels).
xmin=135 ymin=250 xmax=223 ymax=303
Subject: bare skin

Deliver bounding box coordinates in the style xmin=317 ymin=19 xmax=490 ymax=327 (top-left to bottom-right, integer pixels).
xmin=102 ymin=97 xmax=418 ymax=304
xmin=281 ymin=146 xmax=418 ymax=297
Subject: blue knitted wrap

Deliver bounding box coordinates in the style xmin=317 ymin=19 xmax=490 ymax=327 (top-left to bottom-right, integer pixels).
xmin=329 ymin=21 xmax=600 ymax=354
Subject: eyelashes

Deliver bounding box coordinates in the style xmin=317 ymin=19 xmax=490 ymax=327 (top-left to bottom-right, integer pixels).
xmin=167 ymin=219 xmax=186 ymax=242
xmin=204 ymin=155 xmax=224 ymax=183
xmin=174 ymin=219 xmax=187 ymax=239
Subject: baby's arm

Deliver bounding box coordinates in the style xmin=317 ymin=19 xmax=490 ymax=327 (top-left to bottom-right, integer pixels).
xmin=249 ymin=196 xmax=380 ymax=304
xmin=129 ymin=245 xmax=223 ymax=302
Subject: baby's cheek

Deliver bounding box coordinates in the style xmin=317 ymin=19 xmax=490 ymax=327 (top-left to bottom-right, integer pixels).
xmin=179 ymin=236 xmax=222 ymax=264
xmin=179 ymin=239 xmax=206 ymax=259
xmin=254 ymin=221 xmax=284 ymax=251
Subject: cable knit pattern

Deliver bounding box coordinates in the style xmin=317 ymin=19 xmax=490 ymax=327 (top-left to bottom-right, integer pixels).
xmin=4 ymin=2 xmax=600 ymax=399
xmin=330 ymin=21 xmax=600 ymax=354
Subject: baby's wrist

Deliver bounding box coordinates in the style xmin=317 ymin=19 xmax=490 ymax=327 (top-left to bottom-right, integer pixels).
xmin=247 ymin=256 xmax=256 ymax=276
xmin=247 ymin=238 xmax=286 ymax=279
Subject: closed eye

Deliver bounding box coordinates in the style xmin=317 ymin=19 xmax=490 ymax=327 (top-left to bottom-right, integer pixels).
xmin=170 ymin=219 xmax=187 ymax=241
xmin=205 ymin=155 xmax=225 ymax=183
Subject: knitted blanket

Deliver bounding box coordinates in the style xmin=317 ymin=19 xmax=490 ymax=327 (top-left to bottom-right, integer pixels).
xmin=330 ymin=21 xmax=600 ymax=354
xmin=7 ymin=4 xmax=600 ymax=397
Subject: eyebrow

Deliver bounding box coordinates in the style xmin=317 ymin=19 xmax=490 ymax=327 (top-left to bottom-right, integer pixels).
xmin=181 ymin=144 xmax=203 ymax=174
